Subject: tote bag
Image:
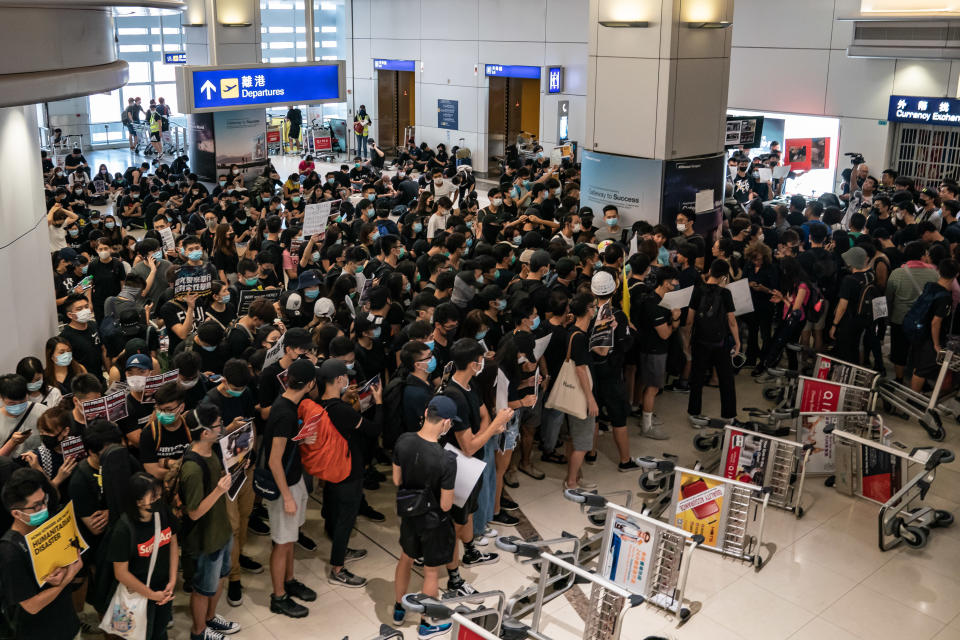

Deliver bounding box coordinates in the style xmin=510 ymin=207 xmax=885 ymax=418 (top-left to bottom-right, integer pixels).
xmin=545 ymin=332 xmax=591 ymax=420
xmin=100 ymin=512 xmax=160 ymax=640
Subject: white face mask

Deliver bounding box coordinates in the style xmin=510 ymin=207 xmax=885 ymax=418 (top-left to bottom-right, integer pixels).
xmin=474 ymin=359 xmax=485 ymax=375
xmin=179 ymin=377 xmax=199 ymax=389
xmin=126 ymin=376 xmax=147 ymax=392
xmin=676 ymin=223 xmax=686 ymax=232
xmin=74 ymin=308 xmax=94 ymax=324
xmin=97 ymin=250 xmax=111 ymax=261
xmin=572 ymin=223 xmax=581 ymax=233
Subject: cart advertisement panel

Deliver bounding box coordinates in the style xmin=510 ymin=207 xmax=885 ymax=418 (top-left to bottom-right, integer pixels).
xmin=722 ymin=429 xmax=771 ymax=486
xmin=861 ymin=445 xmax=903 ymax=504
xmin=672 ymin=472 xmax=727 ymax=548
xmin=796 ymin=377 xmax=872 ymax=474
xmin=602 ymin=513 xmax=658 ymax=595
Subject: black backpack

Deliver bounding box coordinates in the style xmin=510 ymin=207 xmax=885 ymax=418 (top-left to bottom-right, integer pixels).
xmin=853 ymin=272 xmax=883 ymax=323
xmin=381 ymin=371 xmax=409 ymax=450
xmin=693 ymin=284 xmax=727 ymax=346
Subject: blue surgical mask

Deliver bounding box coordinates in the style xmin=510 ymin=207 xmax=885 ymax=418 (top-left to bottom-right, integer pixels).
xmin=245 ymin=277 xmax=259 ymax=287
xmin=5 ymin=401 xmax=28 ymax=416
xmin=476 ymin=275 xmax=484 ymax=284
xmin=605 ymin=217 xmax=618 ymax=227
xmin=466 ymin=238 xmax=473 ymax=248
xmin=200 ymin=344 xmax=217 ymax=352
xmin=425 ymin=340 xmax=435 ymax=351
xmin=153 ymin=250 xmax=163 ymax=261
xmin=105 ymin=221 xmax=116 ymax=230
xmin=327 ymin=178 xmax=335 ymax=185
xmin=497 ymin=299 xmax=506 ymax=311
xmin=292 ymin=196 xmax=301 ymax=203
xmin=466 ymin=220 xmax=474 ymax=229
xmin=221 ymin=292 xmax=231 ymax=304
xmin=367 ymin=194 xmax=376 ymax=202
xmin=68 ymin=229 xmax=79 ymax=237
xmin=511 ymin=236 xmax=521 ymax=246
xmin=370 ymin=231 xmax=380 ymax=242
xmin=55 ymin=352 xmax=73 ymax=366
xmin=304 ymin=288 xmax=320 ymax=300
xmin=595 ymin=260 xmax=603 ymax=269
xmin=156 ymin=411 xmax=178 ymax=425
xmin=426 ymin=355 xmax=437 ymax=374
xmin=188 ymin=249 xmax=203 ymax=261
xmin=413 ymin=222 xmax=423 ymax=234
xmin=226 ymin=388 xmax=244 ymax=398
xmin=26 ymin=508 xmax=49 ymax=527
xmin=345 ymin=361 xmax=355 ymax=371
xmin=81 ymin=265 xmax=89 ymax=274
xmin=475 ymin=330 xmax=487 ymax=340
xmin=26 ymin=380 xmax=43 ymax=393
xmin=372 ymin=327 xmax=382 ymax=339
xmin=404 ymin=282 xmax=412 ymax=293
xmin=530 ymin=316 xmax=541 ymax=331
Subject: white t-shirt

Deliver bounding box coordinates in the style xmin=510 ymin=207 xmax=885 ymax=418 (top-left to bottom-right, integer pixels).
xmin=49 ymin=224 xmax=67 ymax=252
xmin=0 ymin=402 xmax=44 ymax=457
xmin=426 ymin=212 xmax=449 ymax=239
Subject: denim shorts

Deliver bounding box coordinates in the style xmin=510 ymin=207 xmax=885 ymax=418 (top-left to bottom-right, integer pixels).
xmin=498 ymin=412 xmax=520 ymax=452
xmin=193 ymin=535 xmax=234 ymax=596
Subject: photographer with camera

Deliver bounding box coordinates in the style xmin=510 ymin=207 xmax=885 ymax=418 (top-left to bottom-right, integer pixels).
xmin=840 ymin=154 xmax=868 ymax=203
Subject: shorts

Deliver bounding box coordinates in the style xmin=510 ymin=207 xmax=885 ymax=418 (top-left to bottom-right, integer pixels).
xmin=149 ymin=131 xmax=161 ymax=142
xmin=288 ymin=125 xmax=301 ymax=140
xmin=497 ymin=412 xmax=520 ymax=452
xmin=593 ymin=377 xmax=629 ymax=427
xmin=265 ymin=477 xmax=308 ymax=544
xmin=192 ymin=536 xmax=233 ymax=596
xmin=400 ymin=516 xmax=455 ymax=567
xmin=561 ymin=412 xmax=595 ymax=452
xmin=908 ymin=339 xmax=939 ymax=379
xmin=450 ymin=475 xmax=482 ymax=525
xmin=889 ymin=323 xmax=908 ymax=366
xmin=126 ymin=123 xmax=136 ymax=136
xmin=804 ymin=299 xmax=830 ymax=331
xmin=639 ymin=352 xmax=667 ymax=389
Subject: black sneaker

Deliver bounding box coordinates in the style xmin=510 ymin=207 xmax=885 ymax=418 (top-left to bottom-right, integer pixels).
xmin=462 ymin=547 xmax=499 ymax=567
xmin=618 ymin=459 xmax=641 ymax=472
xmin=499 ymin=496 xmax=519 ymax=511
xmin=247 ymin=516 xmax=270 ymax=536
xmin=270 ymin=594 xmax=308 ymax=618
xmin=297 ymin=531 xmax=317 ymax=552
xmin=239 ymin=554 xmax=263 ymax=574
xmin=667 ymin=379 xmax=691 ymax=392
xmin=413 ymin=557 xmax=425 ymax=568
xmin=328 ymin=567 xmax=367 ymax=588
xmin=358 ymin=503 xmax=386 ymax=522
xmin=344 ymin=547 xmax=368 ymax=562
xmin=363 ymin=477 xmax=380 ymax=491
xmin=226 ymin=580 xmax=243 ymax=607
xmin=284 ymin=578 xmax=317 ymax=602
xmin=491 ymin=511 xmax=519 ymax=526
xmin=252 ymin=503 xmax=268 ymax=520
xmin=585 ymin=452 xmax=598 ymax=465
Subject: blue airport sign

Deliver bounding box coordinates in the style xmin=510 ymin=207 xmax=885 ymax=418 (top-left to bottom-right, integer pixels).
xmin=164 ymin=52 xmax=186 ymax=64
xmin=547 ymin=66 xmax=563 ymax=94
xmin=176 ymin=61 xmax=346 ymax=114
xmin=888 ymin=95 xmax=960 ymax=127
xmin=374 ymin=59 xmax=416 ymax=72
xmin=484 ymin=64 xmax=541 ymax=79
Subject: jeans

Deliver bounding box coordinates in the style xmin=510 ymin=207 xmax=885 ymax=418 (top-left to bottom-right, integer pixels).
xmin=473 ymin=439 xmax=497 ymax=538
xmin=323 ymin=475 xmax=363 ymax=567
xmin=356 ymin=134 xmax=368 ymax=158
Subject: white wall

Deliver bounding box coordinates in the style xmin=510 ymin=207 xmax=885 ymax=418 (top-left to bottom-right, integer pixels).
xmin=345 ymin=0 xmax=589 ymax=172
xmin=728 ymin=0 xmax=960 ymax=187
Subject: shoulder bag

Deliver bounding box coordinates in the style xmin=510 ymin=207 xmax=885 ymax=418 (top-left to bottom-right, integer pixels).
xmin=99 ymin=512 xmax=160 ymax=640
xmin=544 ymin=332 xmax=591 ymax=420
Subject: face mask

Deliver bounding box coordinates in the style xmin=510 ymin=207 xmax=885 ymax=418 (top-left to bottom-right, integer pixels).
xmin=200 ymin=344 xmax=217 ymax=352
xmin=328 ymin=178 xmax=335 ymax=185
xmin=105 ymin=222 xmax=116 ymax=230
xmin=24 ymin=508 xmax=49 ymax=527
xmin=206 ymin=220 xmax=217 ymax=230
xmin=594 ymin=260 xmax=603 ymax=270
xmin=677 ymin=223 xmax=686 ymax=232
xmin=126 ymin=375 xmax=147 ymax=392
xmin=131 ymin=194 xmax=139 ymax=200
xmin=292 ymin=196 xmax=301 ymax=203
xmin=370 ymin=231 xmax=380 ymax=242
xmin=474 ymin=359 xmax=485 ymax=375
xmin=492 ymin=198 xmax=502 ymax=207
xmin=74 ymin=189 xmax=83 ymax=195
xmin=355 ymin=163 xmax=361 ymax=169
xmin=5 ymin=402 xmax=28 ymax=417
xmin=156 ymin=410 xmax=178 ymax=425
xmin=426 ymin=355 xmax=437 ymax=374
xmin=233 ymin=169 xmax=240 ymax=175
xmin=219 ymin=181 xmax=227 ymax=187
xmin=179 ymin=377 xmax=198 ymax=389
xmin=425 ymin=340 xmax=435 ymax=351
xmin=413 ymin=223 xmax=423 ymax=233
xmin=340 ymin=384 xmax=350 ymax=395
xmin=605 ymin=217 xmax=618 ymax=227
xmin=475 ymin=330 xmax=487 ymax=340
xmin=97 ymin=250 xmax=112 ymax=263
xmin=226 ymin=388 xmax=244 ymax=398
xmin=55 ymin=352 xmax=73 ymax=366
xmin=304 ymin=288 xmax=320 ymax=300
xmin=530 ymin=316 xmax=541 ymax=331
xmin=26 ymin=380 xmax=43 ymax=393
xmin=434 ymin=179 xmax=443 ymax=186
xmin=188 ymin=249 xmax=204 ymax=261
xmin=345 ymin=362 xmax=355 ymax=371
xmin=221 ymin=292 xmax=231 ymax=304
xmin=90 ymin=219 xmax=100 ymax=226
xmin=497 ymin=299 xmax=507 ymax=311
xmin=466 ymin=238 xmax=474 ymax=248
xmin=571 ymin=223 xmax=582 ymax=233
xmin=245 ymin=277 xmax=259 ymax=286
xmin=372 ymin=327 xmax=382 ymax=339
xmin=404 ymin=282 xmax=412 ymax=293
xmin=80 ymin=265 xmax=89 ymax=274
xmin=41 ymin=435 xmax=61 ymax=451
xmin=68 ymin=229 xmax=79 ymax=237
xmin=553 ymin=188 xmax=561 ymax=198
xmin=74 ymin=308 xmax=94 ymax=324
xmin=536 ymin=152 xmax=544 ymax=159
xmin=311 ymin=251 xmax=321 ymax=263
xmin=367 ymin=194 xmax=376 ymax=202
xmin=511 ymin=236 xmax=521 ymax=246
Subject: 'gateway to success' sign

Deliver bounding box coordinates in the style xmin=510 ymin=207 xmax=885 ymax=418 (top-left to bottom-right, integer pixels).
xmin=176 ymin=61 xmax=346 ymax=113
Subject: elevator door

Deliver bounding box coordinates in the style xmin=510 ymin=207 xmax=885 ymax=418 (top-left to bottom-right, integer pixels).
xmin=487 ymin=76 xmax=540 ymax=170
xmin=377 ymin=70 xmax=415 ymax=155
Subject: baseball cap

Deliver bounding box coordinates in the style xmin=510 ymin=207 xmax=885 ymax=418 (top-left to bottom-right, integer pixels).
xmin=314 ymin=297 xmax=336 ymax=319
xmin=125 ymin=354 xmax=152 ymax=371
xmin=530 ymin=250 xmax=555 ymax=272
xmin=519 ymin=249 xmax=536 ymax=264
xmin=842 ymin=247 xmax=868 ymax=270
xmin=427 ymin=396 xmax=461 ymax=425
xmin=591 ymin=271 xmax=617 ymax=296
xmin=284 ymin=291 xmax=302 ymax=312
xmin=287 ymin=359 xmax=317 ymax=387
xmin=318 ymin=358 xmax=348 ymax=381
xmin=59 ymin=248 xmax=80 ymax=264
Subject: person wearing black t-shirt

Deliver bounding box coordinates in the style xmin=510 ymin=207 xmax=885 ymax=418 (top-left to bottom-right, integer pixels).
xmin=909 ymin=259 xmax=958 ymax=392
xmin=686 ymin=260 xmax=740 ymax=421
xmin=139 ymin=382 xmax=192 ymax=481
xmin=390 ymin=396 xmax=458 ymax=635
xmin=0 ymin=468 xmax=82 ymax=640
xmin=60 ymin=294 xmax=106 ymax=379
xmin=829 ymin=247 xmax=874 ymax=365
xmin=637 ymin=268 xmax=682 ymax=440
xmin=257 ymin=328 xmax=314 ymax=421
xmin=262 ymin=359 xmax=316 ymax=619
xmin=285 ymin=106 xmax=303 ymax=151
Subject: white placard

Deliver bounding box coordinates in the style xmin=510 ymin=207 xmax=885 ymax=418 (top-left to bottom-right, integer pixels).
xmin=533 ymin=335 xmax=552 ymax=361
xmin=694 ymin=189 xmax=715 ymax=213
xmin=628 ymin=233 xmax=639 ymax=258
xmin=443 ymin=443 xmax=487 ymax=508
xmin=755 ymin=168 xmax=773 ymax=183
xmin=495 ymin=369 xmax=509 ymax=412
xmin=872 ymin=296 xmax=888 ymax=320
xmin=159 ymin=226 xmax=175 ymax=253
xmin=263 ymin=332 xmax=285 ymax=368
xmin=773 ymin=164 xmax=791 ymax=180
xmin=302 ymin=200 xmax=334 ymax=237
xmin=659 ymin=285 xmax=694 ymax=311
xmin=726 ymin=278 xmax=754 ymax=317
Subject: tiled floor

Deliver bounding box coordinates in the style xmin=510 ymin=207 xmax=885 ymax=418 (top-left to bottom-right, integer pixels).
xmin=80 ymin=147 xmax=960 ymax=639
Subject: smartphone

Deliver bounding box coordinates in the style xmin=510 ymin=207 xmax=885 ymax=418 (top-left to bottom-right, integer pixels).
xmin=207 ymin=374 xmax=223 ymax=383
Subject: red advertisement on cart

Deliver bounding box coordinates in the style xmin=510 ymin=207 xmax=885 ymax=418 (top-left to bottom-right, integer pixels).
xmin=797 ymin=377 xmax=841 ymax=474
xmin=861 ymin=445 xmax=902 ymax=503
xmin=722 ymin=430 xmax=771 ymax=486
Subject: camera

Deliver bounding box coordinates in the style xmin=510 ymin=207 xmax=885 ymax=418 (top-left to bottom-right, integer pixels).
xmin=845 ymin=152 xmax=865 ymax=166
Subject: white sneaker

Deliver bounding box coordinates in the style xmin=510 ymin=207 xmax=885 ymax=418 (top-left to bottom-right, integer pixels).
xmin=652 ymin=413 xmax=664 ymax=426
xmin=642 ymin=425 xmax=670 ymax=440
xmin=483 ymin=527 xmax=498 ymax=538
xmin=474 ymin=535 xmax=491 ymax=547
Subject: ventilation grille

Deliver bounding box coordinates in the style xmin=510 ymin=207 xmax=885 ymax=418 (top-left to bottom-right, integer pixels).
xmin=854 ymin=24 xmax=948 ymax=42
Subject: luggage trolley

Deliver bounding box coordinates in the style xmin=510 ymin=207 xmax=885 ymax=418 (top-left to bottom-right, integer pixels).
xmin=811 ymin=353 xmax=882 ymax=389
xmin=826 ymin=425 xmax=955 ymax=550
xmin=668 ymin=467 xmax=774 ymax=570
xmin=403 ymin=590 xmax=507 ymax=640
xmin=877 ymin=362 xmax=949 ymax=442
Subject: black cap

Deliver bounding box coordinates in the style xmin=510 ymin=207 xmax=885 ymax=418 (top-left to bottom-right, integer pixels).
xmin=318 ymin=358 xmax=348 ymax=381
xmin=287 ymin=359 xmax=317 ymax=387
xmin=530 ymin=250 xmax=555 ymax=272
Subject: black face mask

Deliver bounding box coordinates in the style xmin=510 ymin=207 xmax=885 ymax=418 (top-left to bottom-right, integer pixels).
xmin=41 ymin=435 xmax=60 ymax=451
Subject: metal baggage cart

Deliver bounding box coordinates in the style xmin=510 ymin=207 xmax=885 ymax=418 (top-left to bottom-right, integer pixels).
xmin=827 ymin=425 xmax=955 ymax=551
xmin=668 ymin=467 xmax=774 ymax=569
xmin=875 ymin=346 xmax=958 ymax=441
xmin=266 ymin=123 xmax=283 ymax=156
xmin=402 ymin=590 xmax=507 ymax=640
xmin=719 ymin=425 xmax=812 ymax=518
xmin=811 ymin=353 xmax=882 ymax=389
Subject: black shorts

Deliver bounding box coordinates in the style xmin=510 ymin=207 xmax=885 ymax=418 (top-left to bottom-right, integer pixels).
xmin=150 ymin=131 xmax=161 ymax=142
xmin=400 ymin=516 xmax=455 ymax=567
xmin=889 ymin=323 xmax=908 ymax=366
xmin=593 ymin=376 xmax=629 ymax=426
xmin=288 ymin=125 xmax=301 ymax=139
xmin=908 ymin=339 xmax=939 ymax=379
xmin=449 ymin=477 xmax=482 ymax=525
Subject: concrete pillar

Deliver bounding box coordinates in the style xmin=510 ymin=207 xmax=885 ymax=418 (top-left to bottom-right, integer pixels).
xmin=585 ymin=0 xmax=734 ymax=160
xmin=184 ymin=0 xmax=262 ymax=66
xmin=0 ymin=105 xmax=59 ymax=367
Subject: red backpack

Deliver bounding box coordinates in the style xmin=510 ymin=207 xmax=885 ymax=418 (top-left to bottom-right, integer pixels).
xmin=296 ymin=399 xmax=351 ymax=483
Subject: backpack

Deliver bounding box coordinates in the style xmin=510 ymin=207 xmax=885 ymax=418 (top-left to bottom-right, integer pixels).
xmin=297 ymin=399 xmax=351 ymax=483
xmin=169 ymin=450 xmax=212 ymax=541
xmin=853 ymin=271 xmax=884 ymax=323
xmin=693 ymin=285 xmax=727 ymax=346
xmin=381 ymin=371 xmax=408 ymax=450
xmin=810 ymin=248 xmax=836 ymax=283
xmin=903 ymin=282 xmax=951 ymax=342
xmin=803 ymin=281 xmax=826 ymax=323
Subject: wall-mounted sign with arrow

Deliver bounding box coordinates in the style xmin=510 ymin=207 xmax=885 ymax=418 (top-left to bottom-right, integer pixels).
xmin=199 ymin=79 xmax=217 ymax=101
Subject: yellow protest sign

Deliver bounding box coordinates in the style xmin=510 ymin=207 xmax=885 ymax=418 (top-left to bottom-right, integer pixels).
xmin=25 ymin=501 xmax=88 ymax=585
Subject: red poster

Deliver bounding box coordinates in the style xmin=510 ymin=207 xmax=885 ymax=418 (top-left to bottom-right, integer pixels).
xmin=814 ymin=358 xmax=832 ymax=380
xmin=799 ymin=378 xmax=841 ymax=412
xmin=266 ymin=130 xmax=281 ymax=143
xmin=785 ymin=137 xmax=831 ymax=172
xmin=314 ymin=136 xmax=332 ymax=152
